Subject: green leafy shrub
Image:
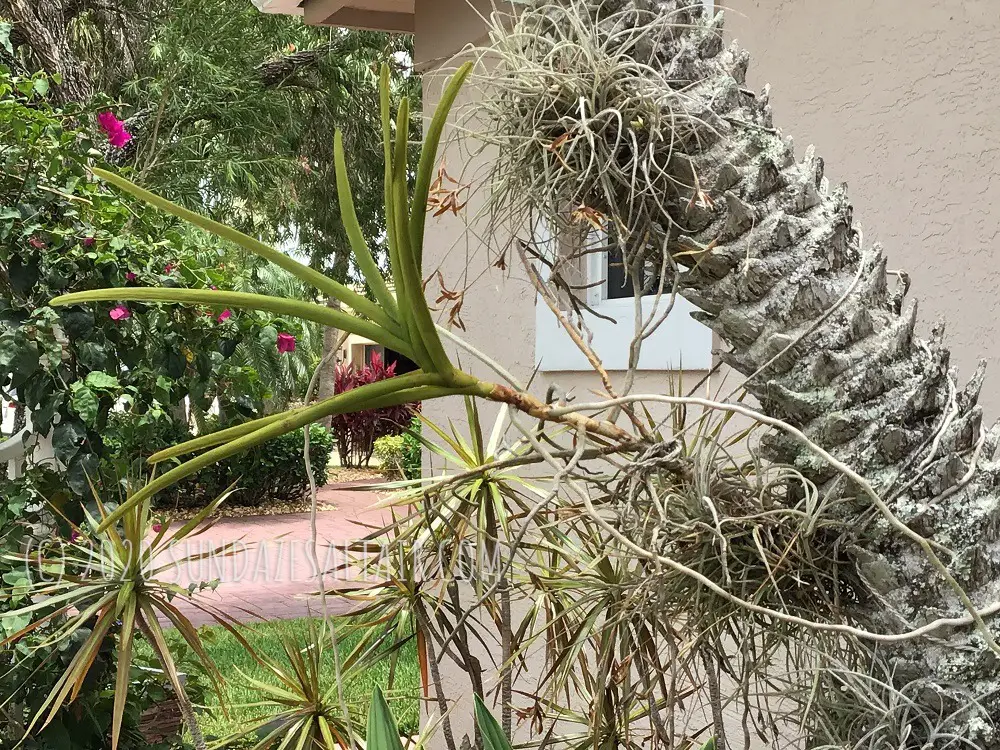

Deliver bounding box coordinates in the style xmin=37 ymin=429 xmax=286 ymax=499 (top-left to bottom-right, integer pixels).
xmin=374 ymin=419 xmax=421 ymax=480
xmin=104 ymin=412 xmax=333 ymax=509
xmin=402 ymin=417 xmax=421 ymax=480
xmin=373 ymin=434 xmax=405 ymax=477
xmin=221 ymin=423 xmax=334 ymax=508
xmin=0 ymin=66 xmax=272 ymax=497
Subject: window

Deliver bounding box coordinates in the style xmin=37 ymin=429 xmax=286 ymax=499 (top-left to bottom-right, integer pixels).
xmin=605 ymin=245 xmax=637 ymax=300
xmin=531 ymin=2 xmax=716 ymax=373
xmin=534 ymin=224 xmax=712 ymax=372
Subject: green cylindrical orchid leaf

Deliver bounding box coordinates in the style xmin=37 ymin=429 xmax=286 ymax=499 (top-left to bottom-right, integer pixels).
xmin=50 ymin=287 xmax=415 ymax=358
xmin=90 ymin=167 xmax=401 ymax=336
xmin=409 ymin=61 xmax=473 ymax=267
xmin=149 ymin=382 xmax=476 ymax=463
xmin=380 ymin=64 xmax=404 ymax=303
xmin=96 ymin=371 xmax=451 ymax=531
xmin=148 ymin=412 xmax=289 ymax=463
xmin=392 ymin=100 xmax=454 ymax=378
xmin=334 ymin=129 xmax=400 ymax=320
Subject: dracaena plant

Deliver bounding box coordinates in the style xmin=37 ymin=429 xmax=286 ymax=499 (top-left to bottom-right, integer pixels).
xmin=50 ymin=62 xmax=638 ymax=535
xmin=366 ymin=685 xmax=515 ymax=750
xmin=213 ymin=618 xmax=514 ymax=750
xmin=214 ymin=617 xmax=362 ymax=750
xmin=1 ymin=482 xmax=239 ymax=749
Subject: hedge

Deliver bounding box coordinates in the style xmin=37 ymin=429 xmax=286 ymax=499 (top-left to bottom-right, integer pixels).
xmin=105 ymin=413 xmax=334 ymax=510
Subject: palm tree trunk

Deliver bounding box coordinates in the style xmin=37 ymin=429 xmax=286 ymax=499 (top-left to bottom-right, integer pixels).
xmin=632 ymin=3 xmax=997 ymax=744
xmin=316 ymin=297 xmax=341 ymax=430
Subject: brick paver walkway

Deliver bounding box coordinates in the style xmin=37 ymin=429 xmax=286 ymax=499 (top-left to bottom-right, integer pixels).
xmin=157 ymin=482 xmax=387 ymax=626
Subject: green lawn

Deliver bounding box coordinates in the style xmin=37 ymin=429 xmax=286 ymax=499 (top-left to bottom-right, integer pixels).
xmin=140 ymin=617 xmax=420 ymax=744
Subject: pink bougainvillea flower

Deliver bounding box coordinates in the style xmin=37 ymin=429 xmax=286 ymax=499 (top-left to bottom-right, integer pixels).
xmin=28 ymin=236 xmax=45 ymax=249
xmin=97 ymin=111 xmax=121 ymax=132
xmin=109 ymin=305 xmax=131 ymax=321
xmin=97 ymin=111 xmax=132 ymax=149
xmin=276 ymin=333 xmax=296 ymax=354
xmin=217 ymin=309 xmax=232 ymax=323
xmin=109 ymin=129 xmax=131 ymax=148
xmin=82 ymin=237 xmax=95 ymax=247
xmin=125 ymin=271 xmax=137 ymax=282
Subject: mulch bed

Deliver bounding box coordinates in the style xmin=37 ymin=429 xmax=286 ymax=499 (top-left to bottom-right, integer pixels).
xmin=139 ymin=697 xmax=182 ymax=743
xmin=159 ymin=467 xmax=391 ymax=521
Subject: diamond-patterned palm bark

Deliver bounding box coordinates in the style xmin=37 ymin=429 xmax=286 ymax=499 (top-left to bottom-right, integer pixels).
xmin=654 ymin=3 xmax=1000 ymax=744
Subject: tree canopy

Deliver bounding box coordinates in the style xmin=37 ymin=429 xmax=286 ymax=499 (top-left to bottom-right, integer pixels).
xmin=1 ymin=0 xmax=417 ymax=281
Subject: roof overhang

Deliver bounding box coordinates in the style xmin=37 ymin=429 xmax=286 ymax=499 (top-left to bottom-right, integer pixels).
xmin=252 ymin=0 xmax=414 ymax=33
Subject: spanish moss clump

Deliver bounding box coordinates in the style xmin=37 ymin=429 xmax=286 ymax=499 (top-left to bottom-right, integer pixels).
xmin=477 ymin=0 xmax=1000 ymax=746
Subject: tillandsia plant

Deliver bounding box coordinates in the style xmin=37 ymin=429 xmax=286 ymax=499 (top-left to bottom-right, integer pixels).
xmin=1 ymin=481 xmax=240 ymax=749
xmin=50 ymin=62 xmax=638 ymax=535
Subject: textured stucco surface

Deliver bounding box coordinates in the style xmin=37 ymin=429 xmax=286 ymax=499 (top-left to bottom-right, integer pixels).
xmin=728 ymin=0 xmax=1000 ymax=417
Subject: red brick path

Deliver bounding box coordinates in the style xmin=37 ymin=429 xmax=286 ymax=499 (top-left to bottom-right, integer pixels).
xmin=157 ymin=483 xmax=387 ymax=626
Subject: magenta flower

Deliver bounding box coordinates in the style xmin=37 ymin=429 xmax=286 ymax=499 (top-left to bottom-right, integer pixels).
xmin=109 ymin=305 xmax=131 ymax=321
xmin=277 ymin=333 xmax=296 ymax=354
xmin=217 ymin=309 xmax=232 ymax=323
xmin=83 ymin=237 xmax=95 ymax=247
xmin=210 ymin=285 xmax=218 ymax=290
xmin=29 ymin=236 xmax=45 ymax=249
xmin=97 ymin=111 xmax=132 ymax=149
xmin=70 ymin=530 xmax=81 ymax=542
xmin=164 ymin=262 xmax=176 ymax=273
xmin=125 ymin=271 xmax=137 ymax=282
xmin=152 ymin=523 xmax=162 ymax=533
